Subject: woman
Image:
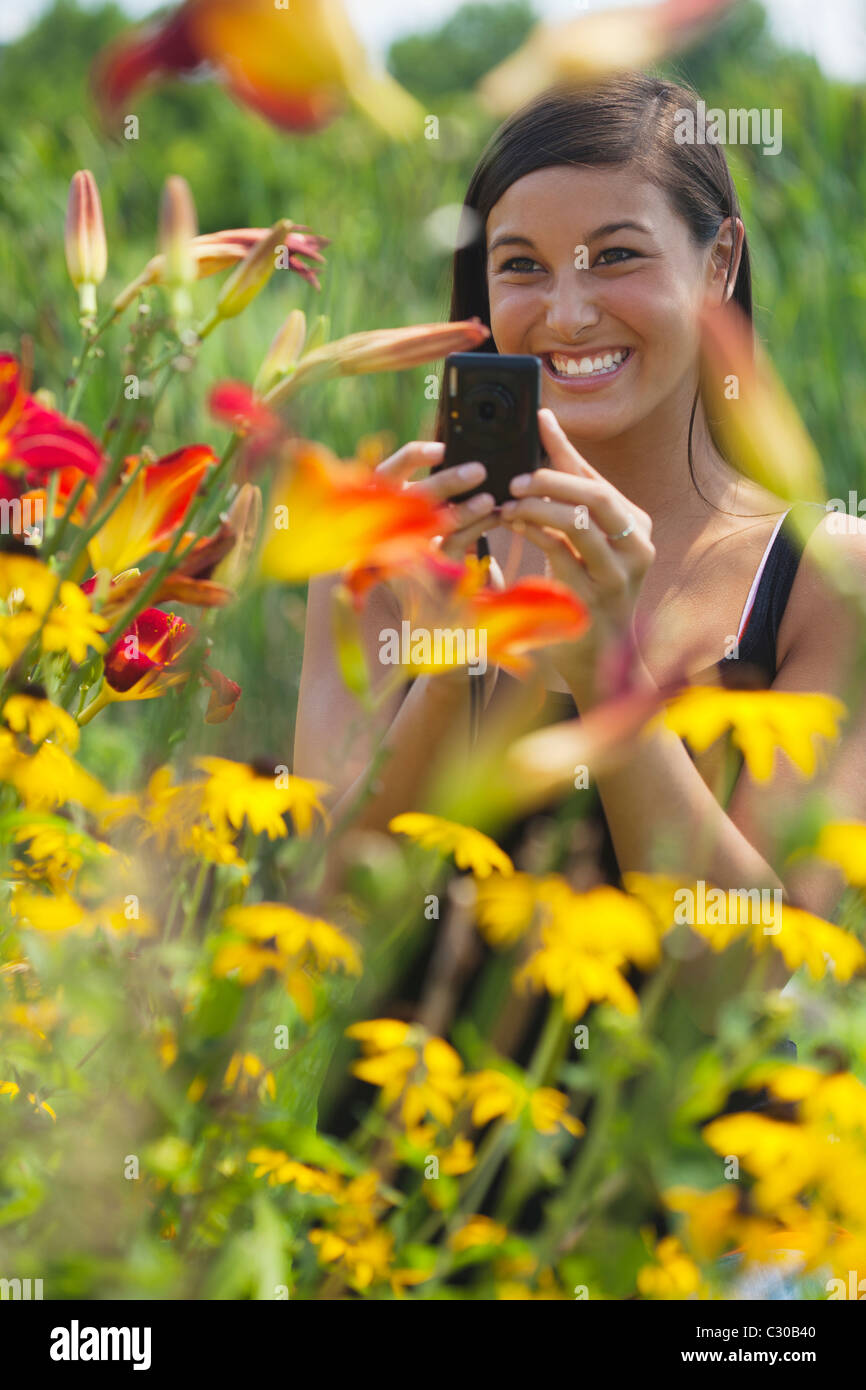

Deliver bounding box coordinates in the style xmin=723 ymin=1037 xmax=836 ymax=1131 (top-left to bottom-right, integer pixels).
xmin=295 ymin=73 xmax=866 ymax=1039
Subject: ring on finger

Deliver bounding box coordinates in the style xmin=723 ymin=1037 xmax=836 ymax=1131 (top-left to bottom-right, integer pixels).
xmin=606 ymin=513 xmax=636 ymax=543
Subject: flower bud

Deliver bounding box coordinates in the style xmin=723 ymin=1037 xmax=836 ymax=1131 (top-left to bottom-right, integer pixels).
xmin=212 ymin=483 xmax=263 ymax=591
xmin=65 ymin=171 xmax=108 ymax=317
xmin=254 ymin=309 xmax=307 ymax=395
xmin=158 ymin=175 xmax=198 ymax=287
xmin=209 ymin=219 xmax=294 ymax=328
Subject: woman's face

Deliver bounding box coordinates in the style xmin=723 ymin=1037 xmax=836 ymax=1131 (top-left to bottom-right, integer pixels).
xmin=485 ymin=164 xmax=726 ymax=445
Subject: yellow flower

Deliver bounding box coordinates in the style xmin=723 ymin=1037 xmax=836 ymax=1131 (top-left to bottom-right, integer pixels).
xmin=223 ymin=904 xmax=361 ymax=975
xmin=810 ymin=821 xmax=866 ymax=887
xmin=702 ymin=1113 xmax=829 ymax=1213
xmin=347 ymin=1021 xmax=465 ymax=1130
xmin=388 ymin=812 xmax=513 ymax=878
xmin=449 ymin=1215 xmax=508 ymax=1251
xmin=247 ymin=1148 xmax=343 ymax=1197
xmin=9 ymin=820 xmax=113 ymax=895
xmin=9 ymin=887 xmax=155 ymax=937
xmin=224 ymin=1051 xmax=276 ymax=1100
xmin=194 ymin=756 xmax=329 ymax=838
xmin=637 ymin=1236 xmax=703 ymax=1299
xmin=751 ymin=1064 xmax=866 ymax=1133
xmin=515 ymin=884 xmax=660 ymax=1021
xmin=472 ymin=871 xmax=538 ymax=947
xmin=496 ymin=1267 xmax=568 ymax=1300
xmin=464 ymin=1069 xmax=583 ymax=1137
xmin=765 ymin=904 xmax=865 ymax=980
xmin=41 ymin=582 xmax=108 ymax=663
xmin=660 ymin=687 xmax=846 ymax=782
xmin=0 ymin=1079 xmax=56 ymax=1121
xmin=664 ymin=1185 xmax=741 ymax=1261
xmin=0 ymin=731 xmax=106 ymax=813
xmin=2 ymin=694 xmax=80 ymax=750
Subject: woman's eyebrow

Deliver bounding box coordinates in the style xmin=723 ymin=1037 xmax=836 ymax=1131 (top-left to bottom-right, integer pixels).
xmin=487 ymin=233 xmax=537 ymax=256
xmin=488 ymin=221 xmax=653 ymax=257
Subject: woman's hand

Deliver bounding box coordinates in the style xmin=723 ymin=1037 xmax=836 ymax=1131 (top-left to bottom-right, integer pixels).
xmin=372 ymin=440 xmax=502 ymax=697
xmin=500 ymin=408 xmax=655 ymax=700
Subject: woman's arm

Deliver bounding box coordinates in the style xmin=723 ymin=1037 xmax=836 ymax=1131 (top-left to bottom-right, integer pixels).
xmin=294 ymin=571 xmax=476 ymax=832
xmin=569 ymin=520 xmax=866 ymax=1020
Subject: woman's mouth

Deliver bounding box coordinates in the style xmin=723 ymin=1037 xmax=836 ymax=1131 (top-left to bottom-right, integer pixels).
xmin=542 ymin=347 xmax=633 ymax=388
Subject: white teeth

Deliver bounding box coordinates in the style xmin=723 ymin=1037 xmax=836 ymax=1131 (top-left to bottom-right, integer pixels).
xmin=547 ymin=353 xmax=631 ymax=380
xmin=549 ymin=350 xmax=629 ymax=379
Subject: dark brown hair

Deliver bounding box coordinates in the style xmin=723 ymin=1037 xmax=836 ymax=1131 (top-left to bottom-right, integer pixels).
xmin=434 ymin=73 xmax=752 ymax=494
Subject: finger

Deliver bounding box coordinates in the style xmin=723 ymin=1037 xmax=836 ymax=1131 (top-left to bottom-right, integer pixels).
xmin=443 ymin=491 xmax=497 ymax=532
xmin=510 ymin=519 xmax=594 ymax=601
xmin=502 ymin=497 xmax=626 ymax=584
xmin=416 ymin=461 xmax=489 ymax=505
xmin=538 ymin=407 xmax=601 ymax=479
xmin=440 ymin=510 xmax=501 ymax=561
xmin=376 ymin=439 xmax=445 ymax=482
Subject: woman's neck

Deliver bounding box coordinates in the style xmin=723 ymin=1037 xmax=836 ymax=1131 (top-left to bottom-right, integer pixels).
xmin=568 ymin=382 xmax=739 ymax=532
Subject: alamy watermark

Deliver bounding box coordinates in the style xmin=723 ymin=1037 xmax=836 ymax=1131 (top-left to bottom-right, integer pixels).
xmin=674 ymin=102 xmax=783 ymax=156
xmin=379 ymin=622 xmax=487 ymax=675
xmin=674 ymin=880 xmax=782 ymax=935
xmin=0 ymin=495 xmax=43 ymax=545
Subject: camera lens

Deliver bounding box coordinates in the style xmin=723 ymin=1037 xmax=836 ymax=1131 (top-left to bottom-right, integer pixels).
xmin=465 ymin=383 xmax=514 ymax=434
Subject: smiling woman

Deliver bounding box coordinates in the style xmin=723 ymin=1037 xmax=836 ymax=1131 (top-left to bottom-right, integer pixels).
xmin=295 ymin=73 xmax=866 ymax=1050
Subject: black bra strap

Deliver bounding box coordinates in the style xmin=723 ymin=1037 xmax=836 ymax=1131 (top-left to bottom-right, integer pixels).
xmin=737 ymin=501 xmax=826 ymax=677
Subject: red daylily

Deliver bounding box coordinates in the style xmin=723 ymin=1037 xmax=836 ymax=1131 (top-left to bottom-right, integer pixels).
xmin=0 ymin=354 xmax=103 ymax=481
xmin=85 ymin=605 xmax=240 ymax=724
xmin=93 ymin=0 xmax=423 ymax=138
xmin=210 ymin=381 xmax=282 ymax=440
xmin=86 ymin=444 xmax=216 ymax=575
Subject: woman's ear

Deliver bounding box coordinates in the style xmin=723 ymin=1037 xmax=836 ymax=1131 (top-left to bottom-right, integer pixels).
xmin=706 ymin=216 xmax=745 ymax=307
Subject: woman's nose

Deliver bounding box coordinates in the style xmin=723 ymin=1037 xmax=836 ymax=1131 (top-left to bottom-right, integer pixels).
xmin=542 ymin=271 xmax=602 ymax=341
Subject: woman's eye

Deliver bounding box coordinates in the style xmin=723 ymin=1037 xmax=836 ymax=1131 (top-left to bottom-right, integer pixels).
xmin=596 ymin=247 xmax=638 ymax=266
xmin=499 ymin=256 xmax=542 ymax=273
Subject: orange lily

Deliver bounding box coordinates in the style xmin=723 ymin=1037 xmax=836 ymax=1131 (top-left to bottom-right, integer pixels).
xmin=86 ymin=444 xmax=216 ymax=575
xmin=94 ymin=0 xmax=424 ymax=138
xmin=259 ymin=440 xmax=445 ymax=583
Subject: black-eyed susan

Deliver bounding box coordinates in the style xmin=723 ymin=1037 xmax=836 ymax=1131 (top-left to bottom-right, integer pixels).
xmin=810 ymin=821 xmax=866 ymax=888
xmin=663 ymin=1185 xmax=741 ymax=1262
xmin=346 ymin=1020 xmax=465 ymax=1130
xmin=0 ymin=732 xmax=106 ymax=813
xmin=388 ymin=812 xmax=513 ymax=879
xmin=636 ymin=1235 xmax=703 ymax=1299
xmin=463 ymin=1069 xmax=583 ymax=1137
xmin=10 ymin=886 xmax=155 ymax=937
xmin=194 ymin=756 xmax=328 ymax=838
xmin=659 ymin=687 xmax=846 ymax=782
xmin=2 ymin=694 xmax=79 ymax=751
xmin=247 ymin=1148 xmax=343 ymax=1197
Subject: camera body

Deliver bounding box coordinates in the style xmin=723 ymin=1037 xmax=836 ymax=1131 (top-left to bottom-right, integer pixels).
xmin=436 ymin=352 xmax=542 ymax=506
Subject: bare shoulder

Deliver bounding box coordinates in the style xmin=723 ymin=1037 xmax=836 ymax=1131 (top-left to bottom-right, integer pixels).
xmin=778 ymin=509 xmax=866 ymax=674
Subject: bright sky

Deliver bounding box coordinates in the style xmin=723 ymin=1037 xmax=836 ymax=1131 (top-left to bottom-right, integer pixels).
xmin=1 ymin=0 xmax=863 ymax=81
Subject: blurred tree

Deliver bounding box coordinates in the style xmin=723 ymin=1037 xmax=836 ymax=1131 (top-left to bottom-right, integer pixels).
xmin=387 ymin=0 xmax=536 ymax=98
